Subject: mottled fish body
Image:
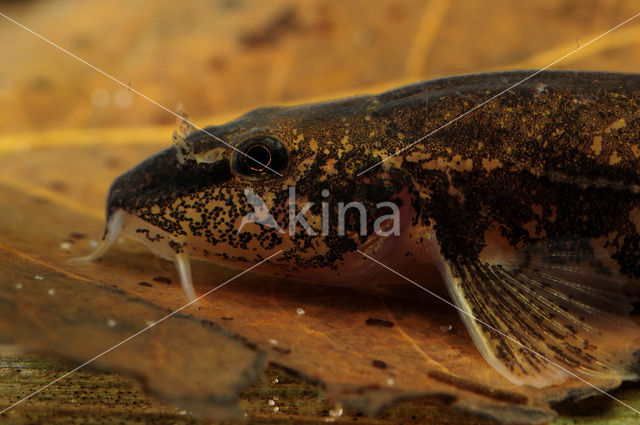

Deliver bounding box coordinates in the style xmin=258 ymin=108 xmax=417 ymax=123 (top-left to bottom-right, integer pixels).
xmin=80 ymin=71 xmax=640 ymax=388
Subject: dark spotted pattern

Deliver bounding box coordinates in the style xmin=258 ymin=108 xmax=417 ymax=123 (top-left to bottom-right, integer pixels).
xmin=106 ymin=70 xmax=640 ymax=279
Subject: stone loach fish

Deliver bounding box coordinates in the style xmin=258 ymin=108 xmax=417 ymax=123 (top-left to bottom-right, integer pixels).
xmin=76 ymin=70 xmax=640 ymax=389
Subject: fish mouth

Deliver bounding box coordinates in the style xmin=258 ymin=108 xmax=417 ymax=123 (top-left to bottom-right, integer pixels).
xmin=71 ymin=207 xmax=198 ymax=301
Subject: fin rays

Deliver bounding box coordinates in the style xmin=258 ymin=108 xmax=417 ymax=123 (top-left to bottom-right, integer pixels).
xmin=442 ymin=239 xmax=639 ymax=387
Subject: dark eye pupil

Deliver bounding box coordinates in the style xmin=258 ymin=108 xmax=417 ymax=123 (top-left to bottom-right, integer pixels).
xmin=244 ymin=144 xmax=272 ymax=172
xmin=233 ymin=136 xmax=286 ymax=178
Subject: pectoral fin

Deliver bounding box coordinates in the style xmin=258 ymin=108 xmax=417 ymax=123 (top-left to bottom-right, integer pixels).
xmin=440 ymin=239 xmax=640 ymax=387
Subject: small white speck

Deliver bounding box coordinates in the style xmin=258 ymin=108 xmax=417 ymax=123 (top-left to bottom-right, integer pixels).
xmin=179 ymin=410 xmax=186 ymax=415
xmin=107 ymin=319 xmax=117 ymax=328
xmin=90 ymin=89 xmax=110 ymax=108
xmin=329 ymin=407 xmax=343 ymax=417
xmin=59 ymin=242 xmax=72 ymax=251
xmin=48 ymin=289 xmax=56 ymax=296
xmin=325 ymin=418 xmax=336 ymax=423
xmin=296 ymin=307 xmax=306 ymax=315
xmin=440 ymin=325 xmax=453 ymax=333
xmin=114 ymin=89 xmax=134 ymax=109
xmin=145 ymin=320 xmax=155 ymax=327
xmin=269 ymin=339 xmax=278 ymax=346
xmin=89 ymin=240 xmax=99 ymax=248
xmin=272 ymin=377 xmax=279 ymax=384
xmin=273 ymin=406 xmax=279 ymax=413
xmin=268 ymin=399 xmax=275 ymax=406
xmin=35 ymin=275 xmax=44 ymax=280
xmin=387 ymin=378 xmax=395 ymax=386
xmin=15 ymin=283 xmax=23 ymax=290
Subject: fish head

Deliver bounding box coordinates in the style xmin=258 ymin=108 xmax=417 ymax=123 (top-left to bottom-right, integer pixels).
xmin=99 ymin=103 xmax=418 ymax=280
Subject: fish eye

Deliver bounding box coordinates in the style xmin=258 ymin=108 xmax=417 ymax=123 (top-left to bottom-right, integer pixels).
xmin=244 ymin=144 xmax=271 ymax=172
xmin=232 ymin=135 xmax=288 ymax=179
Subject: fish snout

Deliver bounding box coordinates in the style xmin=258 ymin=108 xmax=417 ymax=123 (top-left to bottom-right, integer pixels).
xmin=106 ymin=148 xmax=182 ymax=218
xmin=106 ymin=146 xmax=234 ymax=219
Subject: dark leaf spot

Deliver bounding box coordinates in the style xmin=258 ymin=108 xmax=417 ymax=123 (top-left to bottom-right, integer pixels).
xmin=365 ymin=318 xmax=394 ymax=328
xmin=372 ymin=360 xmax=387 ymax=369
xmin=153 ymin=276 xmax=172 ymax=285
